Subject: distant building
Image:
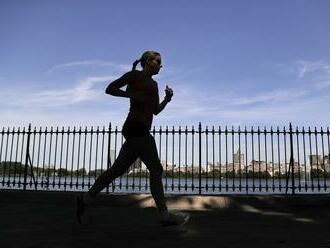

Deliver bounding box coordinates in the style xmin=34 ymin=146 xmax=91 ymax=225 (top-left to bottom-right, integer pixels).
xmin=233 ymin=149 xmax=245 ymax=173
xmin=250 ymin=160 xmax=267 ymax=173
xmin=234 ymin=149 xmax=244 ymax=165
xmin=309 ymin=154 xmax=330 ymax=171
xmin=309 ymin=155 xmax=322 ymax=166
xmin=324 ymin=155 xmax=330 ymax=172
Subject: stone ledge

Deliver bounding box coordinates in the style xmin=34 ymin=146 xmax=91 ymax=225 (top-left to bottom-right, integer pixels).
xmin=1 ymin=189 xmax=330 ymax=210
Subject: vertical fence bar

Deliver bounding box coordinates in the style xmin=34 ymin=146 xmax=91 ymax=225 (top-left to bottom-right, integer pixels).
xmin=231 ymin=126 xmax=235 ymax=191
xmin=295 ymin=126 xmax=301 ymax=192
xmin=257 ymin=126 xmax=261 ymax=192
xmin=46 ymin=127 xmax=52 ymax=187
xmin=88 ymin=126 xmax=93 ymax=188
xmin=284 ymin=126 xmax=288 ymax=194
xmin=218 ymin=126 xmax=222 ymax=192
xmin=69 ymin=127 xmax=74 ymax=189
xmin=158 ymin=126 xmax=162 ymax=192
xmin=2 ymin=127 xmax=9 ymax=187
xmin=315 ymin=127 xmax=320 ymax=191
xmin=7 ymin=127 xmax=15 ymax=187
xmin=165 ymin=126 xmax=168 ymax=191
xmin=289 ymin=123 xmax=295 ymax=195
xmin=13 ymin=127 xmax=21 ymax=187
xmin=64 ymin=127 xmax=70 ymax=190
xmin=30 ymin=127 xmax=38 ymax=185
xmin=244 ymin=126 xmax=248 ymax=193
xmin=184 ymin=126 xmax=188 ymax=191
xmin=251 ymin=127 xmax=255 ymax=192
xmin=212 ymin=126 xmax=215 ymax=192
xmin=302 ymin=127 xmax=308 ymax=191
xmin=205 ymin=125 xmax=209 ymax=192
xmin=264 ymin=127 xmax=268 ymax=192
xmin=308 ymin=127 xmax=314 ymax=191
xmin=23 ymin=124 xmax=31 ymax=191
xmin=77 ymin=127 xmax=82 ymax=189
xmin=101 ymin=126 xmax=105 ymax=182
xmin=52 ymin=127 xmax=58 ymax=189
xmin=58 ymin=127 xmax=64 ymax=189
xmin=225 ymin=126 xmax=228 ymax=192
xmin=271 ymin=127 xmax=275 ymax=192
xmin=106 ymin=123 xmax=111 ymax=194
xmin=198 ymin=122 xmax=202 ymax=195
xmin=171 ymin=126 xmax=175 ymax=191
xmin=82 ymin=127 xmax=87 ymax=189
xmin=277 ymin=127 xmax=282 ymax=192
xmin=327 ymin=127 xmax=330 ymax=191
xmin=320 ymin=127 xmax=326 ymax=191
xmin=238 ymin=126 xmax=242 ymax=192
xmin=191 ymin=125 xmax=195 ymax=192
xmin=95 ymin=126 xmax=100 ymax=188
xmin=0 ymin=128 xmax=4 ymax=186
xmin=178 ymin=126 xmax=182 ymax=191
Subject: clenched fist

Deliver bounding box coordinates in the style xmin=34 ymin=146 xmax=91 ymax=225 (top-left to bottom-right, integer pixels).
xmin=165 ymin=85 xmax=174 ymax=102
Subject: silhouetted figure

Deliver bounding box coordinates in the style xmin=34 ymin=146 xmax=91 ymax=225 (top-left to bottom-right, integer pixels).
xmin=76 ymin=51 xmax=189 ymax=226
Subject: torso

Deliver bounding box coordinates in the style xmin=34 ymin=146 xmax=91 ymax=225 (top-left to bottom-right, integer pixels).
xmin=122 ymin=70 xmax=159 ymax=138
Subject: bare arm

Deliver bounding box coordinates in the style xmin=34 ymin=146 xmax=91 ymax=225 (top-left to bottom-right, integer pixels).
xmin=105 ymin=72 xmax=132 ymax=98
xmin=154 ymin=98 xmax=170 ymax=115
xmin=154 ymin=85 xmax=173 ymax=115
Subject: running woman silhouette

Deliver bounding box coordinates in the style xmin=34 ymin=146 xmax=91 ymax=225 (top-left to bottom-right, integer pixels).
xmin=76 ymin=51 xmax=189 ymax=226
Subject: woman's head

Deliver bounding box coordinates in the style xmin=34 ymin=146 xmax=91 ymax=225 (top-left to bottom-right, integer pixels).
xmin=132 ymin=51 xmax=162 ymax=75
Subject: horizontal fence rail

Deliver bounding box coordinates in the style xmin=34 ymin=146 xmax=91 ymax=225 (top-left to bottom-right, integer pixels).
xmin=0 ymin=123 xmax=329 ymax=195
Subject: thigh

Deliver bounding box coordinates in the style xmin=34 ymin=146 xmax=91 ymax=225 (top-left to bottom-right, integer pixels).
xmin=110 ymin=139 xmax=139 ymax=172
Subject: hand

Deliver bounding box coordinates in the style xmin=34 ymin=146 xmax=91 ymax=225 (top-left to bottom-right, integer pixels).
xmin=131 ymin=91 xmax=145 ymax=101
xmin=165 ymin=85 xmax=173 ymax=102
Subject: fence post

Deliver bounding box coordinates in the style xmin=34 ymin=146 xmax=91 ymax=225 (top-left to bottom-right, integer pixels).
xmin=289 ymin=123 xmax=295 ymax=195
xmin=106 ymin=122 xmax=111 ymax=194
xmin=23 ymin=124 xmax=31 ymax=191
xmin=199 ymin=122 xmax=202 ymax=195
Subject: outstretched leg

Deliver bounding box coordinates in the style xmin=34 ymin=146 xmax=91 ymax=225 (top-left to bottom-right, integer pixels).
xmin=138 ymin=135 xmax=167 ymax=213
xmin=139 ymin=135 xmax=190 ymax=226
xmin=87 ymin=139 xmax=139 ymax=199
xmin=77 ymin=139 xmax=139 ymax=224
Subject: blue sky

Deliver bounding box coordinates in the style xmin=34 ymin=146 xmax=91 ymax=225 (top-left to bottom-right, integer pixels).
xmin=1 ymin=0 xmax=330 ymax=129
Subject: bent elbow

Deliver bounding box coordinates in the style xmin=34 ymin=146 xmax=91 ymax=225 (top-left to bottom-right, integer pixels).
xmin=153 ymin=109 xmax=159 ymax=116
xmin=105 ymin=86 xmax=114 ymax=95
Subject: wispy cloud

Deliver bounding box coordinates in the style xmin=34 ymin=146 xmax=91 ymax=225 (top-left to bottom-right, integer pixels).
xmin=0 ymin=75 xmax=116 ymax=108
xmin=297 ymin=60 xmax=330 ymax=78
xmin=0 ymin=75 xmax=127 ymax=127
xmin=47 ymin=60 xmax=131 ymax=73
xmin=295 ymin=60 xmax=330 ymax=91
xmin=34 ymin=75 xmax=117 ymax=106
xmin=2 ymin=60 xmax=330 ymax=128
xmin=228 ymin=89 xmax=307 ymax=106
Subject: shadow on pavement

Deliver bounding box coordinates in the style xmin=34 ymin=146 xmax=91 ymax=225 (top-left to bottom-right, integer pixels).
xmin=1 ymin=190 xmax=330 ymax=248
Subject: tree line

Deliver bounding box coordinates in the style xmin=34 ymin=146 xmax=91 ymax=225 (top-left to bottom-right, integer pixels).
xmin=1 ymin=162 xmax=329 ymax=179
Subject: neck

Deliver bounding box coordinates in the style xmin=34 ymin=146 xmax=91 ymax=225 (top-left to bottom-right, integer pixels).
xmin=142 ymin=68 xmax=153 ymax=78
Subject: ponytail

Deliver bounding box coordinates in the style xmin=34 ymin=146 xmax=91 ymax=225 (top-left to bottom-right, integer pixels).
xmin=132 ymin=59 xmax=140 ymax=71
xmin=132 ymin=51 xmax=160 ymax=71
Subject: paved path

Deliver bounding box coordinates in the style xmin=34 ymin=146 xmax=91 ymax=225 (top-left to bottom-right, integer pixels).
xmin=1 ymin=190 xmax=330 ymax=248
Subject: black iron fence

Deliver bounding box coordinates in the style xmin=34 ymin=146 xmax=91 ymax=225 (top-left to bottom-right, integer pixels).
xmin=0 ymin=123 xmax=329 ymax=195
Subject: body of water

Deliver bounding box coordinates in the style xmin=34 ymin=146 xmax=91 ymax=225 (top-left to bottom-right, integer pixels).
xmin=1 ymin=176 xmax=329 ymax=195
